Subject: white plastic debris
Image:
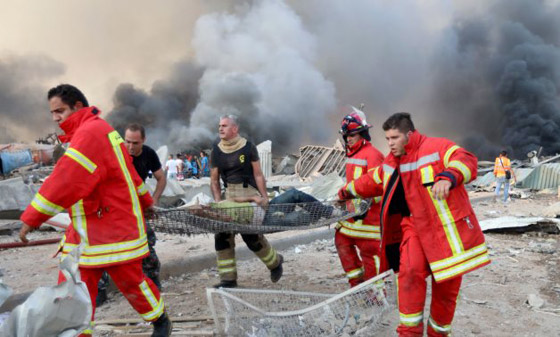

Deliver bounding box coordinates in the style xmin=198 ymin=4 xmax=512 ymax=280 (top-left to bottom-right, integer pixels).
xmin=0 ymin=245 xmax=92 ymax=337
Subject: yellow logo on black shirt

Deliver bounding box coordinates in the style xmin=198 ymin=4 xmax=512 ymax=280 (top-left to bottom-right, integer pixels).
xmin=239 ymin=154 xmax=245 ymax=163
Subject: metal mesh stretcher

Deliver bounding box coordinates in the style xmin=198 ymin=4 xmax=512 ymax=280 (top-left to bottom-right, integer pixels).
xmin=148 ymin=199 xmax=371 ymax=235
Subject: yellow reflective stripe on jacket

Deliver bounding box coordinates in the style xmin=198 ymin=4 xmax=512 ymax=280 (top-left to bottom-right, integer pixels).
xmin=338 ymin=219 xmax=380 ymax=232
xmin=427 ymin=188 xmax=464 ymax=254
xmin=338 ymin=226 xmax=381 ymax=240
xmin=71 ymin=200 xmax=89 ymax=245
xmin=372 ymin=167 xmax=382 ymax=184
xmin=374 ymin=196 xmax=382 ymax=203
xmin=108 ymin=131 xmax=145 ymax=237
xmin=137 ymin=182 xmax=149 ymax=196
xmin=448 ymin=160 xmax=472 ymax=182
xmin=353 ymin=166 xmax=363 ymax=179
xmin=430 ymin=242 xmax=488 ymax=272
xmin=433 ymin=252 xmax=490 ymax=282
xmin=428 ymin=317 xmax=452 ymax=333
xmin=443 ymin=145 xmax=460 ymax=167
xmin=399 ymin=311 xmax=423 ymax=326
xmin=64 ymin=147 xmax=97 ymax=174
xmin=139 ymin=280 xmax=165 ymax=321
xmin=420 ymin=165 xmax=434 ymax=185
xmin=346 ymin=181 xmax=357 ymax=197
xmin=346 ymin=267 xmax=364 ymax=279
xmin=78 ymin=242 xmax=148 ymax=266
xmin=31 ymin=193 xmax=64 ymax=216
xmin=82 ymin=235 xmax=148 ymax=256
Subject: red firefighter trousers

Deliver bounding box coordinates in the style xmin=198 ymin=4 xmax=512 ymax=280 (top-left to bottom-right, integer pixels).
xmin=397 ymin=217 xmax=462 ymax=337
xmin=58 ymin=259 xmax=164 ymax=337
xmin=335 ymin=230 xmax=380 ymax=287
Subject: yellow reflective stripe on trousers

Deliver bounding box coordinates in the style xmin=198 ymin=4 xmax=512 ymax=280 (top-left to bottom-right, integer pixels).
xmin=137 ymin=182 xmax=148 ymax=196
xmin=428 ymin=316 xmax=452 ymax=333
xmin=261 ymin=248 xmax=277 ymax=267
xmin=433 ymin=251 xmax=490 ymax=282
xmin=78 ymin=242 xmax=149 ymax=266
xmin=71 ymin=200 xmax=89 ymax=245
xmin=80 ymin=321 xmax=94 ymax=335
xmin=31 ymin=193 xmax=64 ymax=216
xmin=346 ymin=267 xmax=363 ymax=279
xmin=448 ymin=160 xmax=472 ymax=182
xmin=430 ymin=242 xmax=488 ymax=271
xmin=82 ymin=235 xmax=148 ymax=255
xmin=139 ymin=280 xmax=165 ymax=321
xmin=218 ymin=267 xmax=236 ymax=274
xmin=108 ymin=131 xmax=145 ymax=237
xmin=64 ymin=147 xmax=97 ymax=174
xmin=427 ymin=188 xmax=464 ymax=254
xmin=217 ymin=258 xmax=236 ymax=267
xmin=374 ymin=255 xmax=380 ymax=275
xmin=400 ymin=311 xmax=423 ymax=326
xmin=444 ymin=145 xmax=460 ymax=167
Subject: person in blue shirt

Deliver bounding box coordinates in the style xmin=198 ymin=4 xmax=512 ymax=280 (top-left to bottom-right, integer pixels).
xmin=200 ymin=151 xmax=210 ymax=177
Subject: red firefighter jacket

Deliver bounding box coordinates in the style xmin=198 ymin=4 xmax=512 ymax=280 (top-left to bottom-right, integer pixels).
xmin=337 ymin=140 xmax=384 ymax=240
xmin=340 ymin=131 xmax=490 ymax=282
xmin=21 ymin=107 xmax=153 ymax=268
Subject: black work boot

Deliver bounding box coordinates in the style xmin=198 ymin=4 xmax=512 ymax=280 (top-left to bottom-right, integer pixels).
xmin=95 ymin=288 xmax=108 ymax=307
xmin=152 ymin=312 xmax=172 ymax=337
xmin=270 ymin=254 xmax=284 ymax=283
xmin=213 ymin=280 xmax=238 ymax=288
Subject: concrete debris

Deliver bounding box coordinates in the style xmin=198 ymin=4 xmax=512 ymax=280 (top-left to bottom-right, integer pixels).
xmin=0 ymin=281 xmax=12 ymax=308
xmin=257 ymin=140 xmax=272 ymax=179
xmin=274 ymin=154 xmax=298 ymax=175
xmin=526 ymin=294 xmax=545 ymax=309
xmin=0 ymin=247 xmax=91 ymax=337
xmin=0 ymin=177 xmax=40 ymax=218
xmin=479 ymin=217 xmax=560 ymax=234
xmin=527 ymin=241 xmax=557 ymax=254
xmin=179 ymin=192 xmax=214 ymax=208
xmin=297 ymin=172 xmax=345 ymax=201
xmin=295 ymin=143 xmax=346 ymax=179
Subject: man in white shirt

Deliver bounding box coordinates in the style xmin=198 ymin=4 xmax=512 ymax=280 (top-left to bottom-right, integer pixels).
xmin=165 ymin=155 xmax=179 ymax=179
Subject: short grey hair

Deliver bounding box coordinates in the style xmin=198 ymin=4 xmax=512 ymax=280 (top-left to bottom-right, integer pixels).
xmin=220 ymin=114 xmax=239 ymax=126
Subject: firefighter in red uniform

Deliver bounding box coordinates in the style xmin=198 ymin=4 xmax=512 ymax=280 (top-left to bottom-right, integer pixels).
xmin=19 ymin=84 xmax=172 ymax=337
xmin=336 ymin=107 xmax=384 ymax=287
xmin=338 ymin=112 xmax=490 ymax=336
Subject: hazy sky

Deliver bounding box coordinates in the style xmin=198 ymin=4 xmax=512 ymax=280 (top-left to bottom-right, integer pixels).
xmin=1 ymin=0 xmax=558 ymax=158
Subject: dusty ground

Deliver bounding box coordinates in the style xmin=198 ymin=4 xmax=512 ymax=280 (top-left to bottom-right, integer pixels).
xmin=1 ymin=191 xmax=560 ymax=336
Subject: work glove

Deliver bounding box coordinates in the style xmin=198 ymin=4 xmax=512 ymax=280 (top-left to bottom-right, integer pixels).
xmin=338 ymin=186 xmax=351 ymax=200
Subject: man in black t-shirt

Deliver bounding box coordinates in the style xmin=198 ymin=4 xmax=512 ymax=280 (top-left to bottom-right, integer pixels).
xmin=210 ymin=115 xmax=283 ymax=288
xmin=96 ymin=123 xmax=166 ymax=306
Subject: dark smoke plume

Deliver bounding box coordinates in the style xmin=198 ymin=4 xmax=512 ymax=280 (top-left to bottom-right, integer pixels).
xmin=0 ymin=54 xmax=65 ymax=143
xmin=106 ymin=61 xmax=204 ymax=149
xmin=431 ymin=0 xmax=560 ymax=159
xmin=107 ymin=0 xmax=336 ymax=153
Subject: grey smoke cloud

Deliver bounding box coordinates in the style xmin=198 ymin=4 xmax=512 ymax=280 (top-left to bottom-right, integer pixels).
xmin=429 ymin=0 xmax=560 ymax=159
xmin=3 ymin=0 xmax=555 ymax=161
xmin=0 ymin=54 xmax=65 ymax=143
